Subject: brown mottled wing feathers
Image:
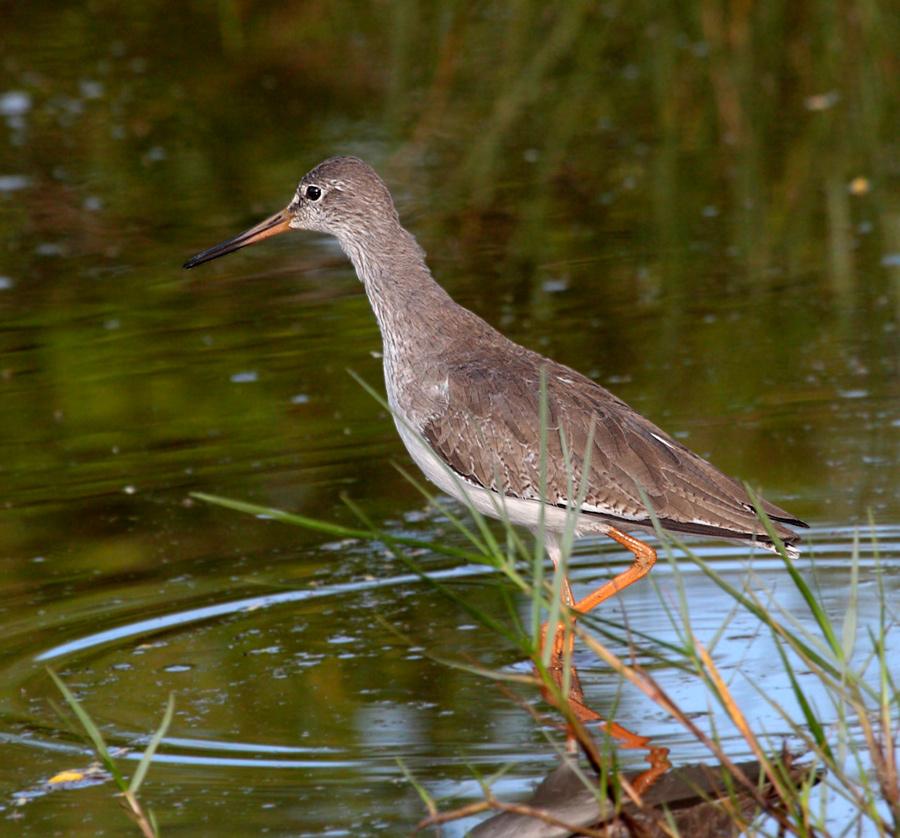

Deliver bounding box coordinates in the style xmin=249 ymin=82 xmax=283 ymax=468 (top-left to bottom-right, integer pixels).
xmin=420 ymin=347 xmax=805 ymax=544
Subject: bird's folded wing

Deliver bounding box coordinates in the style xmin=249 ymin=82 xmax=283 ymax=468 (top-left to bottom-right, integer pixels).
xmin=420 ymin=357 xmax=804 ymax=539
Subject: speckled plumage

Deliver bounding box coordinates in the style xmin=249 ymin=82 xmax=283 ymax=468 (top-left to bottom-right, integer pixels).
xmin=185 ymin=156 xmax=807 ymax=602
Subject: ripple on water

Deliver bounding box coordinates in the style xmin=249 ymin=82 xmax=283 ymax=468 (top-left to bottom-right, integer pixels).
xmin=0 ymin=523 xmax=895 ymax=836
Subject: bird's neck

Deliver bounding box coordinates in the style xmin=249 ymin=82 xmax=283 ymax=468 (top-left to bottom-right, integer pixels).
xmin=338 ymin=222 xmax=459 ymax=347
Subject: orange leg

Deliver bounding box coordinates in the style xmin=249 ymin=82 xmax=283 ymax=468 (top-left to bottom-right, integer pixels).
xmin=536 ymin=527 xmax=656 ymax=677
xmin=538 ymin=527 xmax=657 ymax=659
xmin=572 ymin=526 xmax=657 ymax=615
xmin=534 ymin=532 xmax=576 ymax=660
xmin=533 ymin=528 xmax=668 ymax=785
xmin=535 ymin=633 xmax=671 ymax=785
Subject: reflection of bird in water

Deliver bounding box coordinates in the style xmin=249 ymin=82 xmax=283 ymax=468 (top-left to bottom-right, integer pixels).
xmin=184 ymin=156 xmax=807 ymax=624
xmin=465 ymin=752 xmax=819 ymax=838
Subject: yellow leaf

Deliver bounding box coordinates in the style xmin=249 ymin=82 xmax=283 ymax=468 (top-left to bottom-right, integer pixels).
xmin=48 ymin=771 xmax=84 ymax=784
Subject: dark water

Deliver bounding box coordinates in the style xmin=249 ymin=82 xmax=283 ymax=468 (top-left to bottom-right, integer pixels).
xmin=1 ymin=4 xmax=899 ymax=835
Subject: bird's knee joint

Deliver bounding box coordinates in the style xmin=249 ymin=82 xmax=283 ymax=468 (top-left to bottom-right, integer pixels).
xmin=635 ymin=546 xmax=657 ymax=573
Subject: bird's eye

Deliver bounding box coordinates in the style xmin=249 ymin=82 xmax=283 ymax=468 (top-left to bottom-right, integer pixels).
xmin=305 ymin=185 xmax=322 ymax=201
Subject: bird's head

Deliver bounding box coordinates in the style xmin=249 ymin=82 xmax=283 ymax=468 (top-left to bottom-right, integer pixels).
xmin=183 ymin=156 xmax=397 ymax=270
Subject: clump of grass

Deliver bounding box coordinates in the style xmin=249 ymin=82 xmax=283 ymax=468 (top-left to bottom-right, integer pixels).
xmin=633 ymin=501 xmax=899 ymax=835
xmin=47 ymin=668 xmax=174 ymax=838
xmin=193 ymin=485 xmax=897 ymax=836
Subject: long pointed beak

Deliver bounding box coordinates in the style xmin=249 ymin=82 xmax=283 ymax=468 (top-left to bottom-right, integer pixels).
xmin=183 ymin=207 xmax=293 ymax=269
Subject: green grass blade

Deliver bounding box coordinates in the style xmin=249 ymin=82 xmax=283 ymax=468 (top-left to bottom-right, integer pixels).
xmin=773 ymin=637 xmax=833 ymax=760
xmin=369 ymin=529 xmax=531 ymax=651
xmin=841 ymin=528 xmax=860 ymax=663
xmin=669 ymin=544 xmax=841 ymax=679
xmin=130 ymin=692 xmax=175 ymax=795
xmin=191 ymin=492 xmax=481 ymax=564
xmin=396 ymin=757 xmax=438 ymax=816
xmin=349 ymin=369 xmax=510 ymax=560
xmin=745 ymin=486 xmax=841 ymax=656
xmin=389 ymin=463 xmax=506 ymax=563
xmin=46 ymin=668 xmax=128 ymax=789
